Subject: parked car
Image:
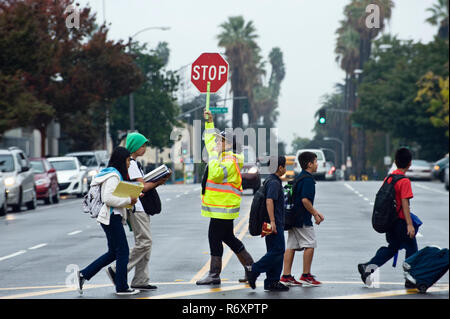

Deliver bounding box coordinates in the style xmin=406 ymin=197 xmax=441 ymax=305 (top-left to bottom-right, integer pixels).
xmin=445 ymin=166 xmax=449 ymax=191
xmin=294 ymin=149 xmax=328 ymax=180
xmin=47 ymin=157 xmax=88 ymax=198
xmin=29 ymin=158 xmax=60 ymax=205
xmin=0 ymin=147 xmax=37 ymax=212
xmin=432 ymin=156 xmax=449 ymax=182
xmin=241 ymin=146 xmax=261 ymax=194
xmin=65 ymin=151 xmax=105 ymax=186
xmin=281 ymin=155 xmax=296 ymax=182
xmin=325 ymin=161 xmax=337 ymax=181
xmin=388 ymin=160 xmax=433 ymax=180
xmin=0 ymin=172 xmax=7 ymax=216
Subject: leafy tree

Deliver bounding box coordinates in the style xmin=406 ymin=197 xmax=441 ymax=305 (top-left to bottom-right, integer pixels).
xmin=110 ymin=42 xmax=179 ymax=150
xmin=426 ymin=0 xmax=449 ymax=39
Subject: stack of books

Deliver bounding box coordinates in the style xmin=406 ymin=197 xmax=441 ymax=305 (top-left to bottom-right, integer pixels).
xmin=143 ymin=164 xmax=171 ymax=183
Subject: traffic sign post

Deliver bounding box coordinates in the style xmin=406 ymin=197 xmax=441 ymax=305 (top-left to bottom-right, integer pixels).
xmin=191 ymin=53 xmax=229 ymax=120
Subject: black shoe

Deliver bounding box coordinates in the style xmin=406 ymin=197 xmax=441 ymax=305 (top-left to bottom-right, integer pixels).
xmin=247 ymin=267 xmax=258 ymax=290
xmin=131 ymin=284 xmax=158 ymax=290
xmin=357 ymin=263 xmax=372 ymax=285
xmin=405 ymin=280 xmax=416 ymax=289
xmin=77 ymin=271 xmax=86 ymax=295
xmin=105 ymin=267 xmax=116 ymax=285
xmin=264 ymin=281 xmax=290 ymax=291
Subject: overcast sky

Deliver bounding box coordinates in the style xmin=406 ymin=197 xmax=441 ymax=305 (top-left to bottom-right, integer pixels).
xmin=78 ymin=0 xmax=438 ymax=153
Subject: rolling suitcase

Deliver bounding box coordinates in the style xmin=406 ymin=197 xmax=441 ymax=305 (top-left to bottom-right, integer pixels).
xmin=403 ymin=246 xmax=449 ymax=293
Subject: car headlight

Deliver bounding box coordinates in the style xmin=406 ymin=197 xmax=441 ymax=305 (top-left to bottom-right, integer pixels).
xmin=4 ymin=177 xmax=15 ymax=187
xmin=69 ymin=175 xmax=78 ymax=180
xmin=88 ymin=170 xmax=97 ymax=177
xmin=248 ymin=166 xmax=258 ymax=174
xmin=35 ymin=178 xmax=50 ymax=186
xmin=434 ymin=165 xmax=440 ymax=171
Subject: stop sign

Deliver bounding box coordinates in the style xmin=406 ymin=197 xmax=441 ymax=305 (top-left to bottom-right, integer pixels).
xmin=191 ymin=53 xmax=229 ymax=93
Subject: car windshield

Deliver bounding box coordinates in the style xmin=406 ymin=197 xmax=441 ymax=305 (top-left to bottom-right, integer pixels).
xmin=71 ymin=155 xmax=98 ymax=167
xmin=50 ymin=160 xmax=77 ymax=171
xmin=314 ymin=152 xmax=324 ymax=160
xmin=0 ymin=155 xmax=14 ymax=172
xmin=30 ymin=160 xmax=45 ymax=173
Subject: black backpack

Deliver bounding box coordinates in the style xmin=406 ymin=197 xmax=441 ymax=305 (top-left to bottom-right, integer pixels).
xmin=372 ymin=174 xmax=407 ymax=233
xmin=248 ymin=176 xmax=278 ymax=236
xmin=283 ymin=175 xmax=309 ymax=230
xmin=133 ymin=160 xmax=162 ymax=216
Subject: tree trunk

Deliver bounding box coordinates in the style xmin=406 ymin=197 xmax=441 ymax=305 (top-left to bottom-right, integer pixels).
xmin=39 ymin=126 xmax=46 ymax=157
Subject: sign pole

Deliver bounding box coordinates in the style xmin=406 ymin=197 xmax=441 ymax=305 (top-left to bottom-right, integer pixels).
xmin=205 ymin=81 xmax=211 ymax=120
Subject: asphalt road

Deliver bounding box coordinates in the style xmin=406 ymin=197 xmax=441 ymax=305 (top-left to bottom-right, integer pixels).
xmin=0 ymin=180 xmax=448 ymax=300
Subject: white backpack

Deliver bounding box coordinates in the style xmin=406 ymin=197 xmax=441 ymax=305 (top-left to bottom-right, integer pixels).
xmin=82 ymin=184 xmax=103 ymax=218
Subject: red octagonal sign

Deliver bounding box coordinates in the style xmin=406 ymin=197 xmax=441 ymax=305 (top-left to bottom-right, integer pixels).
xmin=191 ymin=53 xmax=229 ymax=93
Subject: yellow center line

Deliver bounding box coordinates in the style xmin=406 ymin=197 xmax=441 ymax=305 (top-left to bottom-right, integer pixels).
xmin=139 ymin=284 xmax=253 ymax=299
xmin=189 ymin=208 xmax=251 ymax=284
xmin=323 ymin=285 xmax=449 ymax=299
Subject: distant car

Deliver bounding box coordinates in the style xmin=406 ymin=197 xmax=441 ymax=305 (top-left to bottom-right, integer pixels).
xmin=325 ymin=161 xmax=337 ymax=181
xmin=281 ymin=155 xmax=296 ymax=182
xmin=0 ymin=172 xmax=7 ymax=216
xmin=294 ymin=149 xmax=327 ymax=180
xmin=48 ymin=157 xmax=88 ymax=198
xmin=0 ymin=147 xmax=37 ymax=212
xmin=432 ymin=156 xmax=449 ymax=182
xmin=65 ymin=151 xmax=104 ymax=186
xmin=445 ymin=166 xmax=449 ymax=191
xmin=29 ymin=158 xmax=60 ymax=205
xmin=388 ymin=160 xmax=433 ymax=181
xmin=241 ymin=146 xmax=261 ymax=194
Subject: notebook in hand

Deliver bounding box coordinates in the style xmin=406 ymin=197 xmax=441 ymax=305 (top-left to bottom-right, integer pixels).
xmin=112 ymin=181 xmax=143 ymax=208
xmin=143 ymin=164 xmax=170 ymax=183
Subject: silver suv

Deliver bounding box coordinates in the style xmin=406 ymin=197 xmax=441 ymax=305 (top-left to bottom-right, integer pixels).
xmin=0 ymin=147 xmax=37 ymax=212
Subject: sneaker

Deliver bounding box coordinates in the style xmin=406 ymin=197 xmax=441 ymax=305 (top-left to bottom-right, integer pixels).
xmin=299 ymin=274 xmax=322 ymax=287
xmin=105 ymin=267 xmax=116 ymax=285
xmin=280 ymin=275 xmax=302 ymax=287
xmin=247 ymin=268 xmax=258 ymax=290
xmin=357 ymin=263 xmax=374 ymax=285
xmin=131 ymin=284 xmax=158 ymax=290
xmin=264 ymin=281 xmax=290 ymax=291
xmin=77 ymin=270 xmax=85 ymax=295
xmin=116 ymin=288 xmax=140 ymax=296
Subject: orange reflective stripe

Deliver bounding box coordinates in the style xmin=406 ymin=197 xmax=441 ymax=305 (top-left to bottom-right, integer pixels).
xmin=206 ymin=179 xmax=242 ymax=193
xmin=205 ymin=187 xmax=241 ymax=197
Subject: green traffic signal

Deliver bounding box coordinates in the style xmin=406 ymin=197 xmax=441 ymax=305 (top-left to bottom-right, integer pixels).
xmin=318 ymin=109 xmax=326 ymax=124
xmin=319 ymin=117 xmax=326 ymax=124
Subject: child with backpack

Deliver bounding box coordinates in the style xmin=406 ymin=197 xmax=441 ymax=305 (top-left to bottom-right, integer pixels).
xmin=280 ymin=151 xmax=325 ymax=287
xmin=358 ymin=147 xmax=418 ymax=287
xmin=77 ymin=147 xmax=139 ymax=296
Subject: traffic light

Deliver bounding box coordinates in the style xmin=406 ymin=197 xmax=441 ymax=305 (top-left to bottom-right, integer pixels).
xmin=318 ymin=109 xmax=326 ymax=125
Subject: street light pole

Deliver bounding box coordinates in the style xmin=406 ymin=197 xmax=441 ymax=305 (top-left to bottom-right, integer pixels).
xmin=128 ymin=26 xmax=171 ymax=131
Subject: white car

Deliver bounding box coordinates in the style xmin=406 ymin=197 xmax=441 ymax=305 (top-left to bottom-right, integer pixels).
xmin=0 ymin=172 xmax=7 ymax=216
xmin=388 ymin=160 xmax=433 ymax=181
xmin=294 ymin=149 xmax=328 ymax=180
xmin=47 ymin=157 xmax=88 ymax=198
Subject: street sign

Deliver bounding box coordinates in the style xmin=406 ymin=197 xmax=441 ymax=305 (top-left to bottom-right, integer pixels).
xmin=210 ymin=107 xmax=228 ymax=114
xmin=191 ymin=53 xmax=229 ymax=93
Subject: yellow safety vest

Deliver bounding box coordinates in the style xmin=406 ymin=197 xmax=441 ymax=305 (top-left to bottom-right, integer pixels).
xmin=201 ymin=122 xmax=244 ymax=220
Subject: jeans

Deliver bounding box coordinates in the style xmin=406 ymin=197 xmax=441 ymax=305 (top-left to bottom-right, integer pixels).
xmin=80 ymin=214 xmax=130 ymax=292
xmin=368 ymin=218 xmax=418 ymax=268
xmin=252 ymin=227 xmax=285 ymax=287
xmin=208 ymin=218 xmax=244 ymax=257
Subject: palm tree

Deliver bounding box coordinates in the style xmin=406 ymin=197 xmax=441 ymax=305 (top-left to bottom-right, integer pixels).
xmin=217 ymin=16 xmax=260 ymax=128
xmin=426 ymin=0 xmax=449 ymax=39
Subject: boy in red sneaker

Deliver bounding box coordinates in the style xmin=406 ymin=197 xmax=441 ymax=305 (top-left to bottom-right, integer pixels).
xmin=281 ymin=151 xmax=324 ymax=287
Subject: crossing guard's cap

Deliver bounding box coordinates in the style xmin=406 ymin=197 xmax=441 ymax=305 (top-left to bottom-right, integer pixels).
xmin=126 ymin=132 xmax=149 ymax=154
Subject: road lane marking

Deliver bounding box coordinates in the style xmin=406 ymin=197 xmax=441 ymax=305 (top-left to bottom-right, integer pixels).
xmin=166 ymin=198 xmax=172 ymax=202
xmin=28 ymin=243 xmax=47 ymax=250
xmin=140 ymin=284 xmax=251 ymax=299
xmin=323 ymin=285 xmax=449 ymax=299
xmin=414 ymin=183 xmax=448 ymax=195
xmin=0 ymin=250 xmax=27 ymax=262
xmin=176 ymin=195 xmax=181 ymax=198
xmin=0 ymin=284 xmax=112 ymax=299
xmin=344 ymin=183 xmax=355 ymax=191
xmin=67 ymin=230 xmax=82 ymax=236
xmin=364 ymin=197 xmax=369 ymax=201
